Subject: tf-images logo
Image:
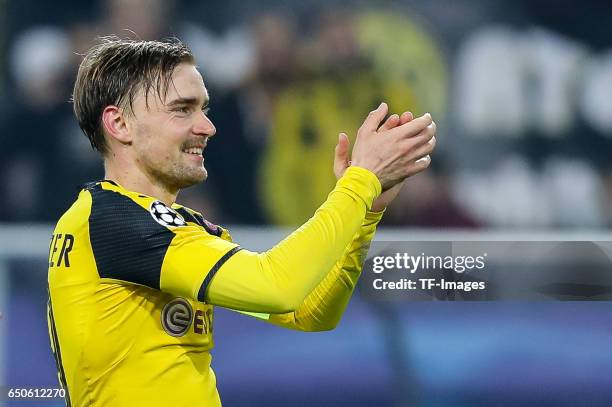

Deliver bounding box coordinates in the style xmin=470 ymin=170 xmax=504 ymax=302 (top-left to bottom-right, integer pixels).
xmin=161 ymin=298 xmax=193 ymax=337
xmin=150 ymin=200 xmax=186 ymax=227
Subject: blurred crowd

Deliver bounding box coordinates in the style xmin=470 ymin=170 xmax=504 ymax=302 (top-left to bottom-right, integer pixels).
xmin=1 ymin=0 xmax=612 ymax=228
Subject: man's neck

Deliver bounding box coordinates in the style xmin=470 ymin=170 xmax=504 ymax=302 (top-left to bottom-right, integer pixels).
xmin=104 ymin=164 xmax=178 ymax=206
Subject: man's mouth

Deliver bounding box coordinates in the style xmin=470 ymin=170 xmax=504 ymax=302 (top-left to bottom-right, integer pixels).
xmin=182 ymin=146 xmax=204 ymax=155
xmin=182 ymin=139 xmax=207 ymax=157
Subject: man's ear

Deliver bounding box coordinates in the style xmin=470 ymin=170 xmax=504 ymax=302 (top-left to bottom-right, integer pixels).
xmin=101 ymin=105 xmax=132 ymax=145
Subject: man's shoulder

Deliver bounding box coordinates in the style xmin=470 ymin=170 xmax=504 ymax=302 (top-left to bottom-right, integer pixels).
xmin=82 ymin=180 xmax=185 ymax=231
xmin=53 ymin=180 xmax=176 ymax=249
xmin=82 ymin=180 xmax=156 ymax=212
xmin=57 ymin=180 xmax=230 ymax=240
xmin=54 ymin=184 xmax=97 ymax=231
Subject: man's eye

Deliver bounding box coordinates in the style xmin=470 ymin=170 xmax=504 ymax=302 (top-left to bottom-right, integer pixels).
xmin=202 ymin=107 xmax=210 ymax=116
xmin=174 ymin=106 xmax=191 ymax=114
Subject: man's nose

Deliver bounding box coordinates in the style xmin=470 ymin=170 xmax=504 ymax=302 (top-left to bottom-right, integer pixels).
xmin=193 ymin=111 xmax=216 ymax=137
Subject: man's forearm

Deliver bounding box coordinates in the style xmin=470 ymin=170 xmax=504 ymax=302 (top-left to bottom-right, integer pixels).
xmin=203 ymin=166 xmax=381 ymax=313
xmin=266 ymin=210 xmax=383 ymax=330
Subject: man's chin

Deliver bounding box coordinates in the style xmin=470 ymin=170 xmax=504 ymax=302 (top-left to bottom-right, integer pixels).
xmin=176 ymin=169 xmax=207 ymax=189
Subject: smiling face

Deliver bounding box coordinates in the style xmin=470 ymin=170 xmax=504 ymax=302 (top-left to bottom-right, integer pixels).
xmin=127 ymin=63 xmax=216 ymax=191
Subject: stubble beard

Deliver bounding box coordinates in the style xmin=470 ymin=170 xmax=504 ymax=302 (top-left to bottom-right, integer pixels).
xmin=151 ymin=159 xmax=208 ymax=192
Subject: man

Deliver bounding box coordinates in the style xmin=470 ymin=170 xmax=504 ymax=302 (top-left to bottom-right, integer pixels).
xmin=47 ymin=38 xmax=436 ymax=406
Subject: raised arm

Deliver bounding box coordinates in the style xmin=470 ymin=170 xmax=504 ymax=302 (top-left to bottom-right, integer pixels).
xmin=252 ymin=111 xmax=436 ymax=328
xmin=193 ymin=166 xmax=380 ymax=312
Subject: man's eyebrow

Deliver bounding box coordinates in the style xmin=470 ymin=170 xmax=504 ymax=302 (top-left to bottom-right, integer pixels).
xmin=166 ymin=97 xmax=209 ymax=108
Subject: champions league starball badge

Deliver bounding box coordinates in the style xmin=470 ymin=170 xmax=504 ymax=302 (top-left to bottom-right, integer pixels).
xmin=150 ymin=200 xmax=186 ymax=227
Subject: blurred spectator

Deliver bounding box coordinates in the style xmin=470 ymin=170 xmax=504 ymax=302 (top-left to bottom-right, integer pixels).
xmin=0 ymin=27 xmax=84 ymax=221
xmin=259 ymin=8 xmax=425 ymax=225
xmin=355 ymin=8 xmax=448 ymax=121
xmin=184 ymin=12 xmax=300 ymax=224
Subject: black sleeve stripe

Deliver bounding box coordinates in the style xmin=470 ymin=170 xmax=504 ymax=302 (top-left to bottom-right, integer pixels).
xmin=197 ymin=246 xmax=243 ymax=302
xmin=88 ymin=184 xmax=175 ymax=290
xmin=48 ymin=296 xmax=72 ymax=407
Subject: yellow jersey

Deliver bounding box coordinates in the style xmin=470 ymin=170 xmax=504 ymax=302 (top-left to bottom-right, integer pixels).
xmin=47 ymin=166 xmax=382 ymax=406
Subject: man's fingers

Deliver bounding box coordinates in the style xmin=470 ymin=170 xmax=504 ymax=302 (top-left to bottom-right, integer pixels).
xmin=399 ymin=121 xmax=436 ymax=152
xmin=405 ymin=135 xmax=436 ymax=162
xmin=399 ymin=111 xmax=413 ymax=125
xmin=378 ymin=111 xmax=412 ymax=132
xmin=376 ymin=111 xmax=412 ymax=133
xmin=415 ymin=155 xmax=431 ymax=165
xmin=378 ymin=114 xmax=400 ymax=132
xmin=359 ymin=102 xmax=389 ymax=134
xmin=334 ymin=132 xmax=350 ymax=178
xmin=388 ymin=112 xmax=433 ymax=139
xmin=394 ymin=121 xmax=436 ymax=173
xmin=406 ymin=155 xmax=432 ymax=177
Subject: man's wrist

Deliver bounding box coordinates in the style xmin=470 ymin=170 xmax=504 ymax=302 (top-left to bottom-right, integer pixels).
xmin=337 ymin=166 xmax=382 ymax=209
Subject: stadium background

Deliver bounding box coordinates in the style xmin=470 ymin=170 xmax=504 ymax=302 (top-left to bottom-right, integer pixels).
xmin=1 ymin=0 xmax=612 ymax=405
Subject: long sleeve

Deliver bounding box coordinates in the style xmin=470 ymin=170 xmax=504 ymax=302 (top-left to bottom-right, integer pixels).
xmin=166 ymin=166 xmax=382 ymax=313
xmin=262 ymin=210 xmax=383 ymax=331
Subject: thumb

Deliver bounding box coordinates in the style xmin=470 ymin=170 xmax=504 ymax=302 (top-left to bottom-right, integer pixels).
xmin=334 ymin=132 xmax=350 ymax=178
